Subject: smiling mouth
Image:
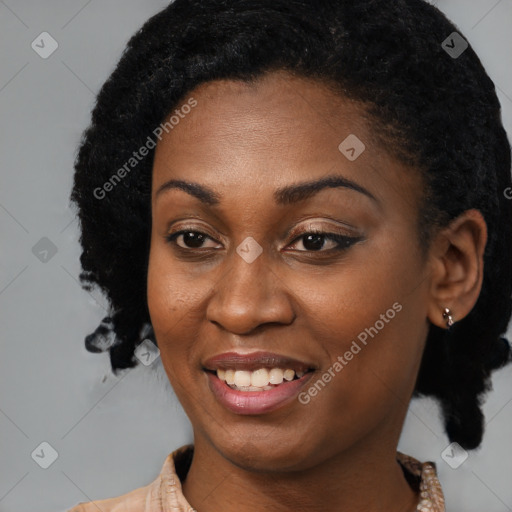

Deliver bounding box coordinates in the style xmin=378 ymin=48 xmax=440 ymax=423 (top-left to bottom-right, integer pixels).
xmin=204 ymin=367 xmax=315 ymax=392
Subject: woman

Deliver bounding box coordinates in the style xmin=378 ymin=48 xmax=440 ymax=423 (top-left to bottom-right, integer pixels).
xmin=67 ymin=0 xmax=512 ymax=510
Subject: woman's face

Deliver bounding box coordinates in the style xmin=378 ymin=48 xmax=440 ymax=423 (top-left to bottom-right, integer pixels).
xmin=147 ymin=70 xmax=433 ymax=471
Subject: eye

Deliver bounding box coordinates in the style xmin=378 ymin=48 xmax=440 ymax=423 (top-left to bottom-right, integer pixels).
xmin=165 ymin=228 xmax=361 ymax=253
xmin=165 ymin=230 xmax=221 ymax=250
xmin=287 ymin=229 xmax=361 ymax=252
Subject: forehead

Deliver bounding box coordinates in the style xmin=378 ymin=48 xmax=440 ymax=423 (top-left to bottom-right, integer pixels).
xmin=151 ymin=70 xmax=422 ymax=216
xmin=154 ymin=71 xmax=371 ymax=161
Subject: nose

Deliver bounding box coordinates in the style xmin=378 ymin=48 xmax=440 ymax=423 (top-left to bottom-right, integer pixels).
xmin=205 ymin=244 xmax=296 ymax=335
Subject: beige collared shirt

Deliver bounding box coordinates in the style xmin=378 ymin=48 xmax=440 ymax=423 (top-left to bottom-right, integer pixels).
xmin=67 ymin=444 xmax=445 ymax=512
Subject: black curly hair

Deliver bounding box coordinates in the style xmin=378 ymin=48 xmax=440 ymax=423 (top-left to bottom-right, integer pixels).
xmin=70 ymin=0 xmax=512 ymax=450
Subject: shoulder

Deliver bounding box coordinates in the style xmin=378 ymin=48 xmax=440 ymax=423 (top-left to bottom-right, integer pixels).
xmin=66 ymin=482 xmax=152 ymax=512
xmin=64 ymin=445 xmax=194 ymax=512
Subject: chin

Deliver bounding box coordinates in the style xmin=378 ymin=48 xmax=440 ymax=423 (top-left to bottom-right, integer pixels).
xmin=211 ymin=431 xmax=318 ymax=473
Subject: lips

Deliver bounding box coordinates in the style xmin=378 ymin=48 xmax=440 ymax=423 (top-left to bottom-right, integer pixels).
xmin=202 ymin=350 xmax=318 ymax=414
xmin=202 ymin=351 xmax=317 ymax=373
xmin=205 ymin=370 xmax=315 ymax=415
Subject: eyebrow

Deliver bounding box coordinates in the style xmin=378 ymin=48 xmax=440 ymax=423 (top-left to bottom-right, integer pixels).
xmin=155 ymin=174 xmax=379 ymax=206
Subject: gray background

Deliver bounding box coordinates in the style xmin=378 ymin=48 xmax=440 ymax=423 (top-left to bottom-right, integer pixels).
xmin=1 ymin=1 xmax=511 ymax=511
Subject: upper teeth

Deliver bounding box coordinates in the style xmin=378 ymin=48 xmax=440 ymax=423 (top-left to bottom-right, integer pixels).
xmin=216 ymin=368 xmax=305 ymax=388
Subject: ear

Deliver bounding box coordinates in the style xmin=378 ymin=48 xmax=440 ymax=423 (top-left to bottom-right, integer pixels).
xmin=426 ymin=209 xmax=488 ymax=329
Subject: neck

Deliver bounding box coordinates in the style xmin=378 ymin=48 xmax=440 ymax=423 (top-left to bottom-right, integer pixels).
xmin=181 ymin=433 xmax=419 ymax=512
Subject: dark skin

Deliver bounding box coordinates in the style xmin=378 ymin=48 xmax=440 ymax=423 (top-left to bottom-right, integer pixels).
xmin=147 ymin=70 xmax=487 ymax=512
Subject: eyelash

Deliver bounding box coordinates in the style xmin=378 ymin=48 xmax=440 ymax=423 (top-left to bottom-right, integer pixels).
xmin=165 ymin=227 xmax=361 ymax=254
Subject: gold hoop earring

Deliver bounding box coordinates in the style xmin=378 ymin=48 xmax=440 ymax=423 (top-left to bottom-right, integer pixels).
xmin=442 ymin=307 xmax=454 ymax=328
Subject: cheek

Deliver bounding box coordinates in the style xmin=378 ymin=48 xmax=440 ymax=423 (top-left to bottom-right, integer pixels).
xmin=147 ymin=244 xmax=192 ymax=364
xmin=147 ymin=249 xmax=195 ymax=408
xmin=297 ymin=307 xmax=422 ymax=452
xmin=301 ymin=233 xmax=424 ymax=349
xmin=146 ymin=242 xmax=213 ymax=392
xmin=297 ymin=239 xmax=428 ymax=432
xmin=147 ymin=240 xmax=200 ymax=332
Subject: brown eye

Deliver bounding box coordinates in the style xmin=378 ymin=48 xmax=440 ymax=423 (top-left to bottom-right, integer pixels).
xmin=166 ymin=230 xmax=221 ymax=250
xmin=165 ymin=228 xmax=361 ymax=254
xmin=288 ymin=231 xmax=360 ymax=252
